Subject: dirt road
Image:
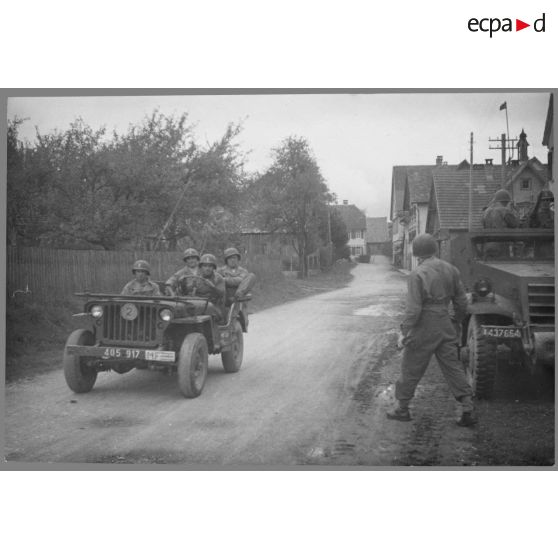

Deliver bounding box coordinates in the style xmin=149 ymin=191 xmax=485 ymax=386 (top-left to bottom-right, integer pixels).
xmin=5 ymin=257 xmax=554 ymax=466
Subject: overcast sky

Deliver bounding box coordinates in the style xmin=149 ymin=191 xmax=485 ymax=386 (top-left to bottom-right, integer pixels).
xmin=7 ymin=92 xmax=552 ymax=218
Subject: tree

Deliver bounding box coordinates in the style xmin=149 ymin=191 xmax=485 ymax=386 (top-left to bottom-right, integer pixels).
xmin=252 ymin=136 xmax=330 ymax=277
xmin=6 ymin=111 xmax=247 ymax=250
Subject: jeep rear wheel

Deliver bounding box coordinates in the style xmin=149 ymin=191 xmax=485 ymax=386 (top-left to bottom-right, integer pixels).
xmin=177 ymin=333 xmax=208 ymax=398
xmin=466 ymin=316 xmax=497 ymax=399
xmin=63 ymin=329 xmax=98 ymax=393
xmin=221 ymin=320 xmax=244 ymax=373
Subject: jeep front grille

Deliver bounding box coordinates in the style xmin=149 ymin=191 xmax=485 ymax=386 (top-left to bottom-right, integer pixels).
xmin=528 ymin=283 xmax=555 ymax=326
xmin=101 ymin=303 xmax=159 ymax=345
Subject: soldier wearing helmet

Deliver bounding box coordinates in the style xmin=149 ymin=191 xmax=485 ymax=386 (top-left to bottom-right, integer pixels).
xmin=164 ymin=248 xmax=200 ymax=296
xmin=528 ymin=189 xmax=554 ymax=228
xmin=174 ymin=253 xmax=225 ymax=321
xmin=121 ymin=260 xmax=162 ymax=296
xmin=217 ymin=247 xmax=257 ymax=304
xmin=387 ymin=234 xmax=475 ymax=427
xmin=481 ymin=189 xmax=520 ymax=229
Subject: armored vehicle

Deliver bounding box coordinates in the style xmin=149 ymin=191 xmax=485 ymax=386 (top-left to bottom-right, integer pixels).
xmin=451 ymin=229 xmax=554 ymax=398
xmin=63 ymin=291 xmax=249 ymax=398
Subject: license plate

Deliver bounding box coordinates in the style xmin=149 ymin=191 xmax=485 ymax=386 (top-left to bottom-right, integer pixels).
xmin=145 ymin=350 xmax=175 ymax=362
xmin=481 ymin=326 xmax=522 ymax=339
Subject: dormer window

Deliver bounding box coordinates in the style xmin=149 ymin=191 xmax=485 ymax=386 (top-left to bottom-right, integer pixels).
xmin=521 ymin=179 xmax=531 ymax=190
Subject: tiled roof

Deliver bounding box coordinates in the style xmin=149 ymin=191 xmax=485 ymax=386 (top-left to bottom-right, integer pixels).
xmin=366 ymin=217 xmax=388 ymax=243
xmin=332 ymin=204 xmax=366 ymax=230
xmin=391 ymin=165 xmax=445 ymax=216
xmin=406 ymin=167 xmax=436 ymax=203
xmin=432 ymin=167 xmax=502 ymax=229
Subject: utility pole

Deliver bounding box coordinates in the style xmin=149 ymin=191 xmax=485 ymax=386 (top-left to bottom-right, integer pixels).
xmin=489 ymin=134 xmax=517 ymax=195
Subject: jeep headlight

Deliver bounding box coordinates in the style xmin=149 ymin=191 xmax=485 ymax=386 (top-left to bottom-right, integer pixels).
xmin=159 ymin=308 xmax=173 ymax=322
xmin=91 ymin=305 xmax=104 ymax=318
xmin=473 ymin=278 xmax=492 ymax=298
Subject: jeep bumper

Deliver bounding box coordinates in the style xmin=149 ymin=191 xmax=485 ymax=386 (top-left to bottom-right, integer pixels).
xmin=66 ymin=345 xmax=176 ymax=363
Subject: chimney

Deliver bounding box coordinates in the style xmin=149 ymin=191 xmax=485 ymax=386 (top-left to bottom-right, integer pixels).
xmin=436 ymin=155 xmax=444 ymax=165
xmin=343 ymin=199 xmax=348 ymax=205
xmin=485 ymin=158 xmax=493 ymax=166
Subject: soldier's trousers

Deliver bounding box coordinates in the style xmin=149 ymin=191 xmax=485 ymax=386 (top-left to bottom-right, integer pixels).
xmin=396 ymin=310 xmax=472 ymax=404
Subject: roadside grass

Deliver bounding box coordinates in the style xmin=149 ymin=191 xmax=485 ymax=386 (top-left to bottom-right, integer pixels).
xmin=5 ymin=261 xmax=355 ymax=382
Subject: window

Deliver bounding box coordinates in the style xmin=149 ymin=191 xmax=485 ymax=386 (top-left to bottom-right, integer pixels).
xmin=521 ymin=179 xmax=531 ymax=190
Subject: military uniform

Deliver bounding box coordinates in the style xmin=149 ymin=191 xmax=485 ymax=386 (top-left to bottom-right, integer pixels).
xmin=187 ymin=272 xmax=225 ymax=305
xmin=165 ymin=266 xmax=199 ymax=295
xmin=217 ymin=265 xmax=257 ymax=302
xmin=481 ymin=204 xmax=519 ymax=228
xmin=396 ymin=256 xmax=472 ymax=408
xmin=121 ymin=279 xmax=161 ymax=296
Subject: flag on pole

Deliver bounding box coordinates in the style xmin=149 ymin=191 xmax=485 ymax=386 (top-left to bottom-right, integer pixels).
xmin=499 ymin=102 xmax=507 ymax=110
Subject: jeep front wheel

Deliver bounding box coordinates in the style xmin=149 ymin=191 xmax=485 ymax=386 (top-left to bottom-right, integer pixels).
xmin=221 ymin=320 xmax=244 ymax=373
xmin=465 ymin=315 xmax=497 ymax=399
xmin=63 ymin=329 xmax=98 ymax=393
xmin=177 ymin=333 xmax=208 ymax=398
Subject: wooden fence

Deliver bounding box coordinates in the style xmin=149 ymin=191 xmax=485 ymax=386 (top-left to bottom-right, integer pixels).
xmin=6 ymin=247 xmax=281 ymax=306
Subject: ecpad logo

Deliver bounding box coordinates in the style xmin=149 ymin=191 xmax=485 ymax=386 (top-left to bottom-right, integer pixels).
xmin=468 ymin=13 xmax=546 ymax=37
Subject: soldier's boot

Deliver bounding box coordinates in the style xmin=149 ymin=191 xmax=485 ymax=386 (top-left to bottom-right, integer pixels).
xmin=386 ymin=401 xmax=411 ymax=422
xmin=457 ymin=395 xmax=477 ymax=427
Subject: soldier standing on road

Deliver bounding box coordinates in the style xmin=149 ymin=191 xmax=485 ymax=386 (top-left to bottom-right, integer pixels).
xmin=165 ymin=248 xmax=200 ymax=296
xmin=121 ymin=260 xmax=162 ymax=296
xmin=217 ymin=247 xmax=257 ymax=304
xmin=387 ymin=234 xmax=476 ymax=427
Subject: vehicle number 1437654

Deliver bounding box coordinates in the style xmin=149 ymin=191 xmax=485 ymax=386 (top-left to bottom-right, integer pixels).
xmin=481 ymin=326 xmax=521 ymax=339
xmin=102 ymin=347 xmax=141 ymax=358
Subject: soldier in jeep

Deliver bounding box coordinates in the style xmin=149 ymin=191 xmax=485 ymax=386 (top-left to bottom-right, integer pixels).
xmin=121 ymin=260 xmax=162 ymax=296
xmin=180 ymin=253 xmax=226 ymax=321
xmin=218 ymin=247 xmax=257 ymax=305
xmin=165 ymin=248 xmax=200 ymax=296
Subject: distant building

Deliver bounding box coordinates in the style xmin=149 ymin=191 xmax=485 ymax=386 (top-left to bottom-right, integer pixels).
xmin=390 ymin=156 xmax=446 ymax=269
xmin=333 ymin=200 xmax=367 ymax=257
xmin=365 ymin=217 xmax=390 ymax=255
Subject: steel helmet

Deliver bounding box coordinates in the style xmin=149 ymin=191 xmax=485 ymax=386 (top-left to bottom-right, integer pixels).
xmin=412 ymin=234 xmax=437 ymax=258
xmin=182 ymin=248 xmax=200 ymax=262
xmin=199 ymin=253 xmax=217 ymax=268
xmin=132 ymin=260 xmax=151 ymax=275
xmin=493 ymin=189 xmax=511 ymax=203
xmin=224 ymin=247 xmax=241 ymax=261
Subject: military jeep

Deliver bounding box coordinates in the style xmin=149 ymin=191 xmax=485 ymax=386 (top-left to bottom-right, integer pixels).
xmin=451 ymin=229 xmax=554 ymax=398
xmin=63 ymin=291 xmax=249 ymax=398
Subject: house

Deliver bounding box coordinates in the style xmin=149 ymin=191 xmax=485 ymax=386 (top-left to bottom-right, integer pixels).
xmin=390 ymin=156 xmax=447 ymax=269
xmin=332 ymin=200 xmax=367 ymax=257
xmin=365 ymin=217 xmax=390 ymax=255
xmin=505 ymin=130 xmax=550 ymax=220
xmin=542 ymin=93 xmax=554 ymax=191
